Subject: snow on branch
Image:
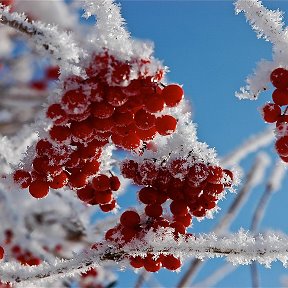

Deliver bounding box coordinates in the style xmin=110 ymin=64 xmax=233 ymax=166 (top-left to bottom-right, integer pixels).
xmin=221 ymin=127 xmax=274 ymax=167
xmin=2 ymin=230 xmax=288 ymax=286
xmin=0 ymin=5 xmax=85 ymax=76
xmin=235 ymin=0 xmax=288 ymax=99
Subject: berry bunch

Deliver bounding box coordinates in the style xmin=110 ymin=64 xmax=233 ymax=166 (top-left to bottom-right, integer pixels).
xmin=260 ymin=68 xmax=288 ymax=162
xmin=13 ymin=50 xmax=183 ymax=205
xmin=121 ymin=158 xmax=233 ymax=219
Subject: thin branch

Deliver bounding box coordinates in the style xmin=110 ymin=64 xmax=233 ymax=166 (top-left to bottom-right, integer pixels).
xmin=2 ymin=230 xmax=288 ymax=286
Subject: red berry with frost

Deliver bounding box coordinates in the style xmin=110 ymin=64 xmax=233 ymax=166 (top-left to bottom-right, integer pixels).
xmin=92 ymin=174 xmax=111 ymax=191
xmin=144 ymin=254 xmax=162 ymax=272
xmin=145 ymin=204 xmax=163 ymax=218
xmin=77 ymin=184 xmax=95 ymax=203
xmin=113 ymin=111 xmax=134 ymax=127
xmin=138 ymin=187 xmax=158 ymax=204
xmin=207 ymin=166 xmax=223 ymax=184
xmin=49 ymin=125 xmax=71 ymax=143
xmin=29 ymin=180 xmax=49 ymax=198
xmin=120 ymin=210 xmax=141 ymax=228
xmin=162 ymin=255 xmax=181 ymax=270
xmin=122 ymin=132 xmax=141 ymax=150
xmin=121 ymin=160 xmax=138 ymax=179
xmin=223 ymin=169 xmax=233 ymax=187
xmin=261 ymin=103 xmax=281 ymax=123
xmin=144 ymin=94 xmax=165 ymax=113
xmin=136 ymin=126 xmax=157 ymax=141
xmin=270 ymin=68 xmax=288 ymax=89
xmin=110 ymin=176 xmax=120 ymax=191
xmin=46 ymin=104 xmax=67 ymax=125
xmin=100 ymin=199 xmax=116 ymax=212
xmin=155 ymin=115 xmax=177 ymax=136
xmin=134 ymin=109 xmax=156 ymax=130
xmin=82 ymin=160 xmax=100 ymax=176
xmin=174 ymin=213 xmax=192 ymax=227
xmin=130 ymin=256 xmax=144 ymax=269
xmin=62 ymin=89 xmax=88 ymax=114
xmin=272 ymin=88 xmax=288 ymax=106
xmin=275 ymin=136 xmax=288 ymax=157
xmin=35 ymin=139 xmax=53 ymax=156
xmin=94 ymin=190 xmax=113 ymax=204
xmin=69 ymin=172 xmax=88 ymax=189
xmin=106 ymin=87 xmax=128 ymax=107
xmin=170 ymin=200 xmax=189 ymax=216
xmin=48 ymin=171 xmax=68 ymax=189
xmin=13 ymin=170 xmax=31 ymax=188
xmin=91 ymin=102 xmax=115 ymax=119
xmin=162 ymin=84 xmax=184 ymax=107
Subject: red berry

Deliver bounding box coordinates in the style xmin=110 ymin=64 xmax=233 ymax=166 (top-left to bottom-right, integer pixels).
xmin=162 ymin=84 xmax=184 ymax=107
xmin=162 ymin=255 xmax=181 ymax=270
xmin=110 ymin=176 xmax=121 ymax=191
xmin=91 ymin=102 xmax=115 ymax=119
xmin=70 ymin=120 xmax=94 ymax=141
xmin=106 ymin=87 xmax=128 ymax=107
xmin=94 ymin=190 xmax=113 ymax=204
xmin=134 ymin=109 xmax=156 ymax=130
xmin=170 ymin=200 xmax=189 ymax=216
xmin=145 ymin=204 xmax=163 ymax=218
xmin=138 ymin=187 xmax=158 ymax=204
xmin=139 ymin=160 xmax=158 ymax=182
xmin=170 ymin=222 xmax=186 ymax=235
xmin=169 ymin=159 xmax=189 ymax=178
xmin=130 ymin=256 xmax=144 ymax=269
xmin=155 ymin=115 xmax=177 ymax=136
xmin=205 ymin=183 xmax=224 ymax=195
xmin=207 ymin=166 xmax=223 ymax=184
xmin=62 ymin=89 xmax=88 ymax=114
xmin=120 ymin=210 xmax=141 ymax=228
xmin=275 ymin=136 xmax=288 ymax=156
xmin=136 ymin=126 xmax=157 ymax=141
xmin=113 ymin=111 xmax=134 ymax=127
xmin=35 ymin=139 xmax=53 ymax=156
xmin=29 ymin=180 xmax=49 ymax=198
xmin=121 ymin=160 xmax=138 ymax=179
xmin=48 ymin=171 xmax=68 ymax=189
xmin=82 ymin=160 xmax=100 ymax=176
xmin=13 ymin=170 xmax=31 ymax=188
xmin=45 ymin=66 xmax=59 ymax=80
xmin=272 ymin=88 xmax=288 ymax=106
xmin=92 ymin=174 xmax=111 ymax=191
xmin=260 ymin=103 xmax=281 ymax=123
xmin=0 ymin=246 xmax=4 ymax=260
xmin=49 ymin=125 xmax=71 ymax=143
xmin=92 ymin=117 xmax=114 ymax=132
xmin=121 ymin=132 xmax=141 ymax=150
xmin=77 ymin=185 xmax=95 ymax=202
xmin=223 ymin=169 xmax=233 ymax=187
xmin=173 ymin=213 xmax=192 ymax=227
xmin=144 ymin=254 xmax=162 ymax=272
xmin=100 ymin=199 xmax=116 ymax=212
xmin=144 ymin=94 xmax=165 ymax=113
xmin=270 ymin=68 xmax=288 ymax=89
xmin=187 ymin=163 xmax=209 ymax=186
xmin=46 ymin=104 xmax=67 ymax=125
xmin=68 ymin=172 xmax=88 ymax=189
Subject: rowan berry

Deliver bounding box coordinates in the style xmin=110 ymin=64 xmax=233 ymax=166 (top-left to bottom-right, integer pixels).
xmin=275 ymin=136 xmax=288 ymax=156
xmin=270 ymin=68 xmax=288 ymax=89
xmin=13 ymin=170 xmax=31 ymax=188
xmin=46 ymin=104 xmax=67 ymax=125
xmin=29 ymin=180 xmax=49 ymax=199
xmin=155 ymin=115 xmax=177 ymax=136
xmin=272 ymin=88 xmax=288 ymax=106
xmin=260 ymin=103 xmax=281 ymax=123
xmin=92 ymin=174 xmax=111 ymax=191
xmin=162 ymin=84 xmax=184 ymax=107
xmin=120 ymin=210 xmax=141 ymax=228
xmin=162 ymin=255 xmax=181 ymax=270
xmin=134 ymin=109 xmax=156 ymax=130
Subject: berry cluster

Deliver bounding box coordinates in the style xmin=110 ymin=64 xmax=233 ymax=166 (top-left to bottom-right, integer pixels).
xmin=13 ymin=51 xmax=183 ymax=205
xmin=104 ymin=210 xmax=183 ymax=272
xmin=101 ymin=158 xmax=233 ymax=272
xmin=260 ymin=68 xmax=288 ymax=162
xmin=121 ymin=158 xmax=233 ymax=219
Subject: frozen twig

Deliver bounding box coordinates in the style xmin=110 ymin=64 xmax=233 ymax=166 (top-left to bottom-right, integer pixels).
xmin=2 ymin=230 xmax=288 ymax=286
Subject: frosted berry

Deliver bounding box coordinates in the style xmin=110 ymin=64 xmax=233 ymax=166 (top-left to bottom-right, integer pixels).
xmin=13 ymin=170 xmax=31 ymax=188
xmin=48 ymin=171 xmax=68 ymax=189
xmin=110 ymin=176 xmax=121 ymax=191
xmin=62 ymin=89 xmax=88 ymax=114
xmin=29 ymin=180 xmax=49 ymax=199
xmin=155 ymin=115 xmax=177 ymax=136
xmin=49 ymin=125 xmax=71 ymax=143
xmin=162 ymin=255 xmax=181 ymax=270
xmin=275 ymin=136 xmax=288 ymax=157
xmin=162 ymin=84 xmax=184 ymax=107
xmin=91 ymin=102 xmax=115 ymax=119
xmin=272 ymin=89 xmax=288 ymax=106
xmin=92 ymin=174 xmax=111 ymax=191
xmin=270 ymin=68 xmax=288 ymax=89
xmin=46 ymin=104 xmax=67 ymax=125
xmin=260 ymin=103 xmax=281 ymax=123
xmin=144 ymin=94 xmax=165 ymax=113
xmin=134 ymin=109 xmax=156 ymax=130
xmin=120 ymin=210 xmax=141 ymax=228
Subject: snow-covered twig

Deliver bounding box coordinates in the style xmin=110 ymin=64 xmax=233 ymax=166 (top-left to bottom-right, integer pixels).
xmin=235 ymin=0 xmax=288 ymax=99
xmin=2 ymin=230 xmax=288 ymax=286
xmin=220 ymin=128 xmax=274 ymax=167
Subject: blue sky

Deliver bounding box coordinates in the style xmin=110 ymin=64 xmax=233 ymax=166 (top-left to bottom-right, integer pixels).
xmin=111 ymin=1 xmax=288 ymax=287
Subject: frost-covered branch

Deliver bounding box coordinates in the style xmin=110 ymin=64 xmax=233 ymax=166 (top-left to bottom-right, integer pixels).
xmin=221 ymin=128 xmax=274 ymax=167
xmin=0 ymin=6 xmax=85 ymax=75
xmin=235 ymin=0 xmax=288 ymax=99
xmin=2 ymin=230 xmax=288 ymax=286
